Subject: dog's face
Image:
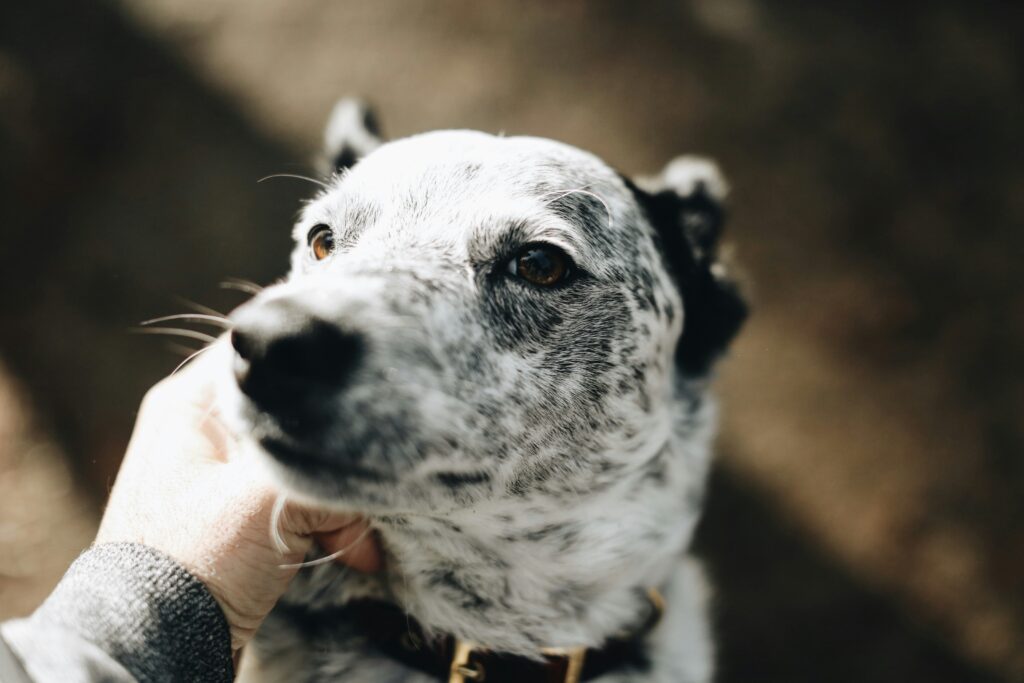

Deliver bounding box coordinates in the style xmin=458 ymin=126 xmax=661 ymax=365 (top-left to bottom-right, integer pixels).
xmin=225 ymin=103 xmax=744 ymax=515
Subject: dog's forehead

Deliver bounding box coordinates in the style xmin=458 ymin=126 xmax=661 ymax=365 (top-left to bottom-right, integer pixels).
xmin=298 ymin=131 xmax=636 ymax=249
xmin=353 ymin=130 xmax=619 ymax=192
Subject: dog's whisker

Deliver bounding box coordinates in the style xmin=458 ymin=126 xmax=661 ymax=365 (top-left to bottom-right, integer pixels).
xmin=537 ymin=183 xmax=597 ymax=203
xmin=134 ymin=327 xmax=220 ymax=344
xmin=165 ymin=341 xmax=200 ymax=358
xmin=141 ymin=313 xmax=232 ymax=328
xmin=227 ymin=276 xmax=263 ymax=290
xmin=278 ymin=524 xmax=373 ymax=570
xmin=540 ymin=187 xmax=610 ymax=232
xmin=170 ymin=344 xmax=215 ymax=375
xmin=175 ymin=297 xmax=228 ymax=318
xmin=270 ymin=495 xmax=292 ymax=555
xmin=257 ymin=173 xmax=330 ymax=190
xmin=220 ymin=279 xmax=264 ymax=295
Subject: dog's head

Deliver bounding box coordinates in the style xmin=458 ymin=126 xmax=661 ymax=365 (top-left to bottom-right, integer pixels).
xmin=225 ymin=100 xmax=745 ymax=514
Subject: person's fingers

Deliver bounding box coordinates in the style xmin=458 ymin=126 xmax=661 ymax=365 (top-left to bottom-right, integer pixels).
xmin=132 ymin=340 xmax=234 ymax=465
xmin=143 ymin=339 xmax=233 ymax=420
xmin=314 ymin=522 xmax=382 ymax=573
xmin=272 ymin=500 xmax=382 ymax=571
xmin=144 ymin=358 xmax=213 ymax=412
xmin=161 ymin=336 xmax=231 ymax=392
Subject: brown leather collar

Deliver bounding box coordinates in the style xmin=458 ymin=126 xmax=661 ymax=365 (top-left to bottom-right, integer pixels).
xmin=328 ymin=589 xmax=665 ymax=683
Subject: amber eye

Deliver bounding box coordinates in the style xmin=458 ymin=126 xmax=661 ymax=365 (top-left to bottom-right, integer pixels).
xmin=507 ymin=244 xmax=571 ymax=287
xmin=307 ymin=224 xmax=335 ymax=261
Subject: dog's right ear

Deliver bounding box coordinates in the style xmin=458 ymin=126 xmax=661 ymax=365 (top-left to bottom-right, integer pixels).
xmin=629 ymin=156 xmax=747 ymax=377
xmin=320 ymin=98 xmax=384 ymax=176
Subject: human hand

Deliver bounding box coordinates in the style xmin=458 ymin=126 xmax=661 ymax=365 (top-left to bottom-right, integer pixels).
xmin=96 ymin=346 xmax=380 ymax=651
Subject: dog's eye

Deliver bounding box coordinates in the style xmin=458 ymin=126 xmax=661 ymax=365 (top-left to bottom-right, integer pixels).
xmin=507 ymin=244 xmax=571 ymax=287
xmin=307 ymin=224 xmax=335 ymax=261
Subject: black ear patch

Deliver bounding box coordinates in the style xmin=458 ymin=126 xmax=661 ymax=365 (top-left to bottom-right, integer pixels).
xmin=627 ymin=160 xmax=747 ymax=377
xmin=321 ymin=98 xmax=384 ymax=175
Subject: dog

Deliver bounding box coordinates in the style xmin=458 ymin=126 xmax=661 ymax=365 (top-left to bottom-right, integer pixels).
xmin=221 ymin=99 xmax=746 ymax=683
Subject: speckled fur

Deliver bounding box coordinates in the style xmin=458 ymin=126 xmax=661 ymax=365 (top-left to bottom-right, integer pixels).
xmin=225 ymin=102 xmax=745 ymax=682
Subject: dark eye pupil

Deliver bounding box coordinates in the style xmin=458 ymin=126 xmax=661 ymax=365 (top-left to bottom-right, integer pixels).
xmin=517 ymin=247 xmax=567 ymax=286
xmin=522 ymin=249 xmax=553 ymax=273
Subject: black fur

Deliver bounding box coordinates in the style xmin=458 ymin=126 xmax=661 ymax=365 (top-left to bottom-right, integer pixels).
xmin=624 ymin=178 xmax=747 ymax=376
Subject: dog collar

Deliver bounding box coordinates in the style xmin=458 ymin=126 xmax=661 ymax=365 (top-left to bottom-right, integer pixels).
xmin=333 ymin=588 xmax=664 ymax=683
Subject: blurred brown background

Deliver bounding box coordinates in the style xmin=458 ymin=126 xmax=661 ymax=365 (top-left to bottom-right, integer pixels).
xmin=0 ymin=1 xmax=1021 ymax=681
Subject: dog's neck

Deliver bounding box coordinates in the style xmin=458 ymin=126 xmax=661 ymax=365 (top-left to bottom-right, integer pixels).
xmin=378 ymin=483 xmax=690 ymax=655
xmin=281 ymin=397 xmax=712 ymax=657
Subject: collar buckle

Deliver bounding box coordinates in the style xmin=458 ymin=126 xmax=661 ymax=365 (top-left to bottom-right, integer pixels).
xmin=540 ymin=645 xmax=587 ymax=683
xmin=449 ymin=640 xmax=485 ymax=683
xmin=449 ymin=640 xmax=587 ymax=683
xmin=446 ymin=587 xmax=663 ymax=683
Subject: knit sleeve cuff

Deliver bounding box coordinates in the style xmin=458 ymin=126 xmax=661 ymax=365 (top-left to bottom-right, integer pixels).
xmin=28 ymin=542 xmax=234 ymax=683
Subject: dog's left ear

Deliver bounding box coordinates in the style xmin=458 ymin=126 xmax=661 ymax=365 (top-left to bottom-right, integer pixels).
xmin=320 ymin=98 xmax=385 ymax=176
xmin=630 ymin=156 xmax=747 ymax=377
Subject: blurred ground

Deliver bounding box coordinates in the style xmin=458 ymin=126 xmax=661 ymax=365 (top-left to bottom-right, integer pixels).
xmin=0 ymin=360 xmax=96 ymax=617
xmin=0 ymin=1 xmax=1021 ymax=681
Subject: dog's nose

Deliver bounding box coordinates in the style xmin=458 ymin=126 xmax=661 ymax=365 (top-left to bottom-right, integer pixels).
xmin=230 ymin=299 xmax=362 ymax=415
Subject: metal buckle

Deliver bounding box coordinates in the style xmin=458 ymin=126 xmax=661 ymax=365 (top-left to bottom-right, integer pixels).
xmin=646 ymin=587 xmax=666 ymax=630
xmin=449 ymin=640 xmax=587 ymax=683
xmin=447 ymin=587 xmax=662 ymax=683
xmin=540 ymin=645 xmax=587 ymax=683
xmin=449 ymin=640 xmax=485 ymax=682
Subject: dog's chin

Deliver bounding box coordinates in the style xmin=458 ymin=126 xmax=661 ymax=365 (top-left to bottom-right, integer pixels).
xmin=225 ymin=402 xmax=394 ymax=507
xmin=259 ymin=435 xmax=390 ymax=484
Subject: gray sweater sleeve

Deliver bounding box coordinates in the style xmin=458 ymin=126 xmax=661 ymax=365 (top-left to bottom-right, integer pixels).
xmin=0 ymin=543 xmax=234 ymax=683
